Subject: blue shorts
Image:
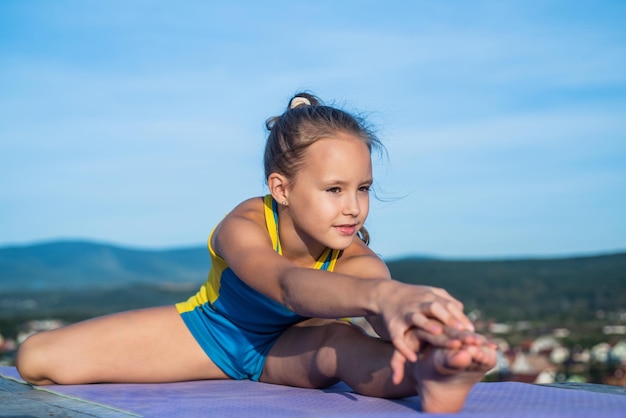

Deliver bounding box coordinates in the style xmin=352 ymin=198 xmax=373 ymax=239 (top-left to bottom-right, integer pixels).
xmin=178 ymin=302 xmax=285 ymax=381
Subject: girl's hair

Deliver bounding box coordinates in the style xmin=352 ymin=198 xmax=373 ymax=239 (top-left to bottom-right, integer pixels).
xmin=264 ymin=92 xmax=382 ymax=244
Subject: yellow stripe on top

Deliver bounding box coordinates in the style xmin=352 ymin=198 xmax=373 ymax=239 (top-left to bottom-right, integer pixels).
xmin=264 ymin=195 xmax=282 ymax=255
xmin=205 ymin=228 xmax=229 ymax=304
xmin=176 ymin=228 xmax=228 ymax=313
xmin=314 ymin=247 xmax=340 ymax=270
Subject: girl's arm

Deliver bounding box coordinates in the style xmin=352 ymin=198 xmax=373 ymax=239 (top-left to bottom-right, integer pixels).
xmin=215 ymin=199 xmax=468 ymax=325
xmin=213 ymin=198 xmax=472 ymax=376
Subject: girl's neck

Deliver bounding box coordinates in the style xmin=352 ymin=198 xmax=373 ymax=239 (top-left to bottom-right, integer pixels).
xmin=276 ymin=208 xmax=327 ymax=268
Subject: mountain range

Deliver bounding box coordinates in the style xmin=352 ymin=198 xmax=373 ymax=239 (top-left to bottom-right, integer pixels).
xmin=0 ymin=240 xmax=210 ymax=291
xmin=1 ymin=240 xmax=625 ymax=324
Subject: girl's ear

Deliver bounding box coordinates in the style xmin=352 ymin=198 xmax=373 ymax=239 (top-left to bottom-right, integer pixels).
xmin=267 ymin=173 xmax=290 ymax=205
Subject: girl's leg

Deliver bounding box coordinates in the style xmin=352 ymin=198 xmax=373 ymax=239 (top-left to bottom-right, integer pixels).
xmin=16 ymin=306 xmax=229 ymax=385
xmin=260 ymin=319 xmax=415 ymax=397
xmin=260 ymin=319 xmax=497 ymax=413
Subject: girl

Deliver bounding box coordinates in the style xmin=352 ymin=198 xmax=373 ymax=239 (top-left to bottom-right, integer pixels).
xmin=16 ymin=93 xmax=497 ymax=413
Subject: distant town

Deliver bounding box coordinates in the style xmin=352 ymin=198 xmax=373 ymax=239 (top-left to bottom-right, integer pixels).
xmin=2 ymin=310 xmax=625 ymax=387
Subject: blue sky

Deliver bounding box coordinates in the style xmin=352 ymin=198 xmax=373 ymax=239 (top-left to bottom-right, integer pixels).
xmin=1 ymin=1 xmax=625 ymax=259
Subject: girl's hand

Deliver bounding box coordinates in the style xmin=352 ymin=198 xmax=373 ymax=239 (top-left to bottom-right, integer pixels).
xmin=374 ymin=282 xmax=474 ymax=382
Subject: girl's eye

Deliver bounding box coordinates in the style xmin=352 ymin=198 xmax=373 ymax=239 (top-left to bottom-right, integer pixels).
xmin=359 ymin=185 xmax=371 ymax=192
xmin=326 ymin=187 xmax=341 ymax=193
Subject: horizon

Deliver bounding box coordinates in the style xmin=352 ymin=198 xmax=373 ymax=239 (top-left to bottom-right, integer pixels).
xmin=1 ymin=1 xmax=625 ymax=259
xmin=2 ymin=237 xmax=624 ymax=262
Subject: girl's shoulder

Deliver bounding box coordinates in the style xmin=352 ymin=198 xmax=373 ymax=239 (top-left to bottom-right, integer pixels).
xmin=212 ymin=196 xmax=268 ymax=253
xmin=224 ymin=196 xmax=266 ymax=222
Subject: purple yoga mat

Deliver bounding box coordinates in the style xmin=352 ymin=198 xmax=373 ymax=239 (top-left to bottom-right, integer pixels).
xmin=2 ymin=366 xmax=626 ymax=417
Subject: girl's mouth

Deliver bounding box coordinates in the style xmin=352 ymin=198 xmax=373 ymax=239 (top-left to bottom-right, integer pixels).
xmin=336 ymin=224 xmax=357 ymax=235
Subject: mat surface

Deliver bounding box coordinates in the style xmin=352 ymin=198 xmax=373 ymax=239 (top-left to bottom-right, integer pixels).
xmin=2 ymin=366 xmax=626 ymax=417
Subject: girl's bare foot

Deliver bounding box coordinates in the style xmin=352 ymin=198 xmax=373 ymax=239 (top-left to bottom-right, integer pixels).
xmin=414 ymin=344 xmax=497 ymax=413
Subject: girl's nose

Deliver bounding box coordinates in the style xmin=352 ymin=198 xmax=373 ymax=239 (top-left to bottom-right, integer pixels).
xmin=343 ymin=195 xmax=361 ymax=217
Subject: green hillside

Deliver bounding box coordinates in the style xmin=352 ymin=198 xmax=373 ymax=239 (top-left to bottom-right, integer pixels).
xmin=1 ymin=241 xmax=624 ymax=328
xmin=0 ymin=241 xmax=210 ymax=290
xmin=387 ymin=253 xmax=626 ymax=322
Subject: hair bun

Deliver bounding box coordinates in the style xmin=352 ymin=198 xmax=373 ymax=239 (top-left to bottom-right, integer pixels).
xmin=289 ymin=96 xmax=311 ymax=109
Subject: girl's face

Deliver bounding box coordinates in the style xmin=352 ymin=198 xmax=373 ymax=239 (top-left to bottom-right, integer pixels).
xmin=285 ymin=132 xmax=372 ymax=254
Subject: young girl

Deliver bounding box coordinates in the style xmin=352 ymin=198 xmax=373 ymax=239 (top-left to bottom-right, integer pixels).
xmin=16 ymin=92 xmax=497 ymax=413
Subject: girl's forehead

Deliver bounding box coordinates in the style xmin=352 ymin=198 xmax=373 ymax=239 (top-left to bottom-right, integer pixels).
xmin=299 ymin=136 xmax=372 ymax=175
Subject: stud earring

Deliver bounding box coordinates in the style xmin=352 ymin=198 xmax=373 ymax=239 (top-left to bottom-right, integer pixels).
xmin=281 ymin=201 xmax=287 ymax=206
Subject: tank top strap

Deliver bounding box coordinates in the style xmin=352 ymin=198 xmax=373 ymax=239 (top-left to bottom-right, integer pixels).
xmin=263 ymin=195 xmax=282 ymax=255
xmin=313 ymin=247 xmax=341 ymax=272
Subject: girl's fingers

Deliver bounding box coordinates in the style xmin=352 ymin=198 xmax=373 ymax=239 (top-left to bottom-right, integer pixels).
xmin=414 ymin=301 xmax=469 ymax=332
xmin=410 ymin=328 xmax=462 ymax=349
xmin=447 ymin=303 xmax=475 ymax=331
xmin=391 ymin=336 xmax=418 ymax=364
xmin=390 ymin=349 xmax=408 ymax=385
xmin=425 ymin=301 xmax=461 ymax=329
xmin=417 ymin=297 xmax=475 ymax=333
xmin=406 ymin=311 xmax=443 ymax=335
xmin=423 ymin=287 xmax=474 ymax=331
